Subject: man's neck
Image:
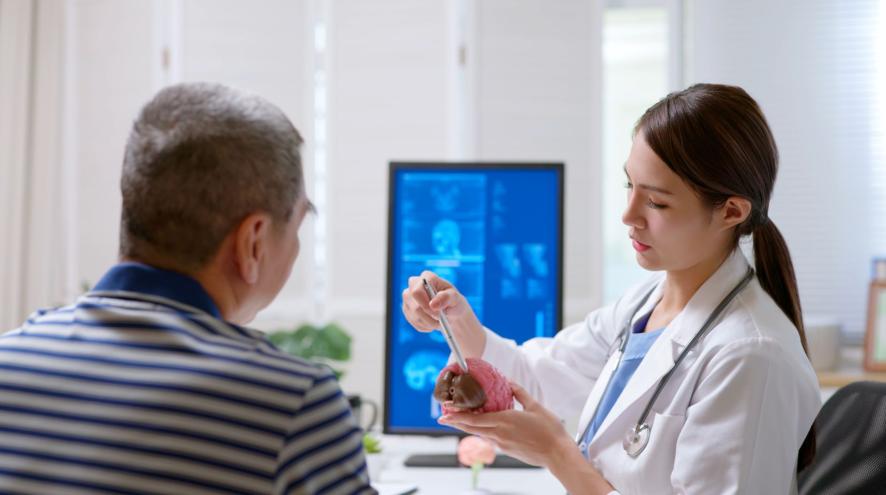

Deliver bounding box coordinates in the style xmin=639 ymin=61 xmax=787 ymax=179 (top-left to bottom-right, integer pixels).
xmin=191 ymin=265 xmax=251 ymax=324
xmin=120 ymin=255 xmax=243 ymax=323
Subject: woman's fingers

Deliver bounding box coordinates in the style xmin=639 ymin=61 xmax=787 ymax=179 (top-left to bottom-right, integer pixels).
xmin=420 ymin=270 xmax=453 ymax=292
xmin=406 ymin=276 xmax=431 ymax=308
xmin=401 ymin=278 xmax=439 ymax=329
xmin=509 ymin=381 xmax=539 ymax=410
xmin=402 ymin=272 xmax=464 ymax=332
xmin=437 ymin=418 xmax=498 ymax=439
xmin=441 ymin=401 xmax=464 ymax=413
xmin=455 ymin=425 xmax=497 ymax=440
xmin=440 ymin=411 xmax=508 ymax=428
xmin=401 ymin=297 xmax=438 ymax=331
xmin=412 ymin=272 xmax=458 ymax=313
xmin=427 ymin=288 xmax=458 ymax=313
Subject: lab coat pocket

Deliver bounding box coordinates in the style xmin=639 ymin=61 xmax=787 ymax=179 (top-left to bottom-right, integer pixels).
xmin=623 ymin=412 xmax=685 ymax=493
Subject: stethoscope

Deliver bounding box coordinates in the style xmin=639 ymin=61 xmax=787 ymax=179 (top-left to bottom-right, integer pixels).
xmin=579 ymin=266 xmax=756 ymax=458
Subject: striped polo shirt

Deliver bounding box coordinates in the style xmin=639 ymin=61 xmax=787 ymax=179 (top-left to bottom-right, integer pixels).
xmin=0 ymin=263 xmax=374 ymax=495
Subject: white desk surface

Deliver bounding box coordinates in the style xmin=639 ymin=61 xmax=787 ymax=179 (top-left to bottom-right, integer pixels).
xmin=369 ymin=435 xmax=565 ymax=494
xmin=368 ymin=346 xmax=880 ymax=493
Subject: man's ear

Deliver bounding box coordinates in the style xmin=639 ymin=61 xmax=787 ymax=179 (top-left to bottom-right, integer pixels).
xmin=233 ymin=212 xmax=272 ymax=285
xmin=718 ymin=196 xmax=752 ymax=231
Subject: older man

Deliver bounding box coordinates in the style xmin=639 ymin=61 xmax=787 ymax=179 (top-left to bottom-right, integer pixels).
xmin=0 ymin=83 xmax=373 ymax=494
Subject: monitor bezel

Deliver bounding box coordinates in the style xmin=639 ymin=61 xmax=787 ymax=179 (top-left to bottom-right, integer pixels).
xmin=383 ymin=161 xmax=565 ymax=436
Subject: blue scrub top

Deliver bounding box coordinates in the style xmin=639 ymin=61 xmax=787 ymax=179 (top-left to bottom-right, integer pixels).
xmin=580 ymin=311 xmax=664 ymax=455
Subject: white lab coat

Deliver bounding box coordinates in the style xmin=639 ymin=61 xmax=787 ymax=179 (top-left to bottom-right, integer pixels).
xmin=482 ymin=250 xmax=821 ymax=494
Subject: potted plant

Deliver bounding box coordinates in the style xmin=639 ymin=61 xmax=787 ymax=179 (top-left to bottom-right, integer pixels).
xmin=268 ymin=322 xmax=351 ymax=378
xmin=267 ymin=322 xmax=382 ymax=459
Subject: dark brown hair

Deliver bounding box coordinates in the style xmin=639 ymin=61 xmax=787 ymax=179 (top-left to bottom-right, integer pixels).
xmin=635 ymin=83 xmax=815 ymax=470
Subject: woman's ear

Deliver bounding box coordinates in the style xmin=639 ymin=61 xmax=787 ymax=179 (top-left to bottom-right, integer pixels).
xmin=233 ymin=212 xmax=272 ymax=285
xmin=719 ymin=196 xmax=752 ymax=231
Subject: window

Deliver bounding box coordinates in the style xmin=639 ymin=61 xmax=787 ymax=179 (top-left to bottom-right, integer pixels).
xmin=602 ymin=6 xmax=669 ymax=303
xmin=686 ymin=0 xmax=886 ymax=341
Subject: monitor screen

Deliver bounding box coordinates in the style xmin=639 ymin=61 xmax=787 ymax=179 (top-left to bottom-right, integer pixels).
xmin=384 ymin=162 xmax=564 ymax=435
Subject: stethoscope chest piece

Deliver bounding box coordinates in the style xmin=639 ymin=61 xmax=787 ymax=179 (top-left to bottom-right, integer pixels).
xmin=623 ymin=423 xmax=650 ymax=458
xmin=579 ymin=267 xmax=755 ymax=461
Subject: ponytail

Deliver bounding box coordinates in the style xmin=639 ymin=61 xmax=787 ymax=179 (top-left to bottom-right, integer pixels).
xmin=638 ymin=83 xmax=818 ymax=472
xmin=752 ymin=220 xmax=816 ymax=471
xmin=752 ymin=221 xmax=807 ymax=352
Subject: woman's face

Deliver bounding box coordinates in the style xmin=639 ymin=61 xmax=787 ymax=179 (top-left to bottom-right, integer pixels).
xmin=622 ymin=133 xmax=733 ymax=272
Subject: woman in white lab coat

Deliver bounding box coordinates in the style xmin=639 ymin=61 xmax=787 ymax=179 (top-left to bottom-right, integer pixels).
xmin=402 ymin=83 xmax=820 ymax=494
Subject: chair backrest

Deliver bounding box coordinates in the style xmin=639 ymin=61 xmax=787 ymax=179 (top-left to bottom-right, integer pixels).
xmin=798 ymin=381 xmax=886 ymax=494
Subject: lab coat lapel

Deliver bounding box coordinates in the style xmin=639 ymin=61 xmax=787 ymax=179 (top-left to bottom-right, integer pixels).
xmin=575 ymin=351 xmax=621 ymax=440
xmin=588 ymin=250 xmax=752 ymax=445
xmin=589 ymin=323 xmax=677 ymax=444
xmin=575 ymin=279 xmax=665 ymax=441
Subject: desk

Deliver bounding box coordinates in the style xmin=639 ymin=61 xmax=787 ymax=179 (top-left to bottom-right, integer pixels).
xmin=370 ymin=435 xmax=565 ymax=494
xmin=816 ymin=346 xmax=886 ymax=387
xmin=816 ymin=346 xmax=886 ymax=401
xmin=368 ymin=348 xmax=885 ymax=493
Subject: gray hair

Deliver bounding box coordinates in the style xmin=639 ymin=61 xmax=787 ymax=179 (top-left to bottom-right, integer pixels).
xmin=120 ymin=82 xmax=304 ymax=271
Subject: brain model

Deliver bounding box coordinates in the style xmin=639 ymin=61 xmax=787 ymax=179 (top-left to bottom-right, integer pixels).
xmin=433 ymin=358 xmax=514 ymax=414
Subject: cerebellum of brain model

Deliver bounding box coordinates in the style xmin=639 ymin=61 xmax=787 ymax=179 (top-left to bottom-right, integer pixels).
xmin=433 ymin=358 xmax=514 ymax=414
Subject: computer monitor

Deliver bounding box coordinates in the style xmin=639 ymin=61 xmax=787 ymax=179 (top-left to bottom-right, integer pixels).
xmin=384 ymin=162 xmax=564 ymax=436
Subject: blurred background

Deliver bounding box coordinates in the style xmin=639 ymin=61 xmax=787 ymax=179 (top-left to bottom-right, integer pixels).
xmin=1 ymin=0 xmax=884 ymax=414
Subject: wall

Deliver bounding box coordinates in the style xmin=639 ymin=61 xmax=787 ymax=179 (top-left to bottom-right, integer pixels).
xmin=5 ymin=0 xmax=604 ymax=419
xmin=685 ymin=0 xmax=885 ymax=340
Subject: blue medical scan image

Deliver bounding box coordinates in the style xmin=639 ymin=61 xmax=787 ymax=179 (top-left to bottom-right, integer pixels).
xmin=386 ymin=164 xmax=563 ymax=434
xmin=403 ymin=350 xmax=449 ymax=391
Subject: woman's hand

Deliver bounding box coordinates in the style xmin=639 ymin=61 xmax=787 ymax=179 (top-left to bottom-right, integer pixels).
xmin=440 ymin=382 xmax=615 ymax=494
xmin=438 ymin=381 xmax=575 ymax=468
xmin=401 ymin=270 xmax=486 ymax=358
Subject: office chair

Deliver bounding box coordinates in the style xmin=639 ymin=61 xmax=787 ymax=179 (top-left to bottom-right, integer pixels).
xmin=798 ymin=381 xmax=886 ymax=494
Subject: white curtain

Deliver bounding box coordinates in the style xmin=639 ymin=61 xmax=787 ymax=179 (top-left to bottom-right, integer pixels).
xmin=474 ymin=0 xmax=602 ymax=321
xmin=0 ymin=0 xmax=316 ymax=331
xmin=686 ymin=0 xmax=886 ymax=340
xmin=0 ymin=0 xmax=69 ymax=330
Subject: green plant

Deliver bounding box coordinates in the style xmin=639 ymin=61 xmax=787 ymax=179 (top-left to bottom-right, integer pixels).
xmin=268 ymin=322 xmax=352 ymax=379
xmin=362 ymin=433 xmax=382 ymax=454
xmin=269 ymin=323 xmax=381 ymax=455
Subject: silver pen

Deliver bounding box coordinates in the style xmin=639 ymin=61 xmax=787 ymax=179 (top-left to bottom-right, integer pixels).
xmin=422 ymin=278 xmax=469 ymax=373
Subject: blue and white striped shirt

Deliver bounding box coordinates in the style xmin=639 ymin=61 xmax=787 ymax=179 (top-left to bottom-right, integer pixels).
xmin=0 ymin=263 xmax=374 ymax=495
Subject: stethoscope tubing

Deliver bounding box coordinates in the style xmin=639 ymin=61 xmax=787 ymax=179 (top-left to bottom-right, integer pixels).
xmin=633 ymin=267 xmax=755 ymax=430
xmin=577 ymin=266 xmax=755 ymax=456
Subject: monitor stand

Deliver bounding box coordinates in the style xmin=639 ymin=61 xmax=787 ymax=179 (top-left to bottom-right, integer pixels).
xmin=404 ymin=452 xmax=539 ymax=469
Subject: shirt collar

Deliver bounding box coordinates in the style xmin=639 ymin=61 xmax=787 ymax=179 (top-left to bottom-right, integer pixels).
xmin=632 ymin=311 xmax=653 ymax=334
xmin=631 ymin=309 xmax=666 ymax=335
xmin=92 ymin=262 xmax=222 ymax=318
